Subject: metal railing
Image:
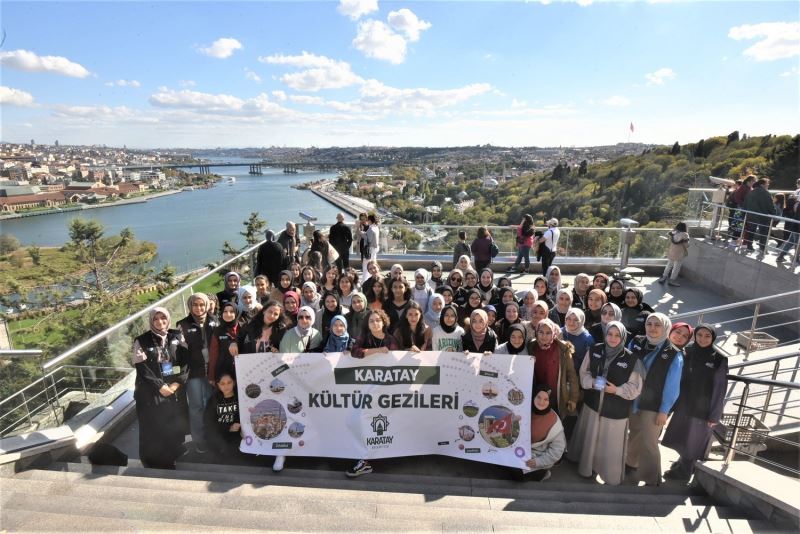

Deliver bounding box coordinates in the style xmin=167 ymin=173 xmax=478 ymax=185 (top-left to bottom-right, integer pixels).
xmin=670 ymin=289 xmax=800 ymax=360
xmin=696 ymin=201 xmax=800 ymax=268
xmin=0 ymin=364 xmax=131 ymax=437
xmin=721 ymin=367 xmax=800 ymax=476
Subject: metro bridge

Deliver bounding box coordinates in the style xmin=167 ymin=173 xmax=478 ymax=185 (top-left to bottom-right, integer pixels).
xmin=124 ymin=160 xmax=392 ymax=175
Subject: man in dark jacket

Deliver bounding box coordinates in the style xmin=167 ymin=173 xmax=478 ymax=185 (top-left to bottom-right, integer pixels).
xmin=277 ymin=221 xmax=299 ymax=268
xmin=743 ymin=178 xmax=777 ymax=257
xmin=329 ymin=213 xmax=353 ymax=270
xmin=255 ymin=230 xmax=284 ymax=287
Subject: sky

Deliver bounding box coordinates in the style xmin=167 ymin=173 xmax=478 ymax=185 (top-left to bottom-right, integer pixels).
xmin=0 ymin=0 xmax=798 ymax=148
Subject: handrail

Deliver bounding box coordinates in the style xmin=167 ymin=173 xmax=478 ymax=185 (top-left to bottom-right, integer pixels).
xmin=728 ymin=350 xmax=800 ymax=370
xmin=41 ymin=239 xmax=266 ymax=370
xmin=0 ymin=349 xmax=43 ymax=358
xmin=701 ymin=201 xmax=798 ymax=226
xmin=726 ymin=375 xmax=800 ymax=389
xmin=669 ymin=289 xmax=800 ymax=320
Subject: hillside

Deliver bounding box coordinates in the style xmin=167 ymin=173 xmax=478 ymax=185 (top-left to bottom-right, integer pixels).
xmin=364 ymin=133 xmax=798 ymax=228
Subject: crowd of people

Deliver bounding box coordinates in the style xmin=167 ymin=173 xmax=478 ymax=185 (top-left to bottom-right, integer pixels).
xmin=713 ymin=175 xmax=800 ymax=265
xmin=133 ymin=213 xmax=727 ymax=487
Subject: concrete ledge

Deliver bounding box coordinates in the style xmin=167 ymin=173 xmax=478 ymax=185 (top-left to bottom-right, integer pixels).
xmin=694 ymin=460 xmax=800 ymax=529
xmin=0 ymin=425 xmax=78 ymax=472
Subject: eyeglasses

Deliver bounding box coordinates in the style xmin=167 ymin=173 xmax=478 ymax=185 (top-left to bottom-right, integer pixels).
xmin=601 ymin=310 xmax=616 ymax=316
xmin=450 ymin=277 xmax=462 ymax=281
xmin=298 ymin=315 xmax=312 ymax=320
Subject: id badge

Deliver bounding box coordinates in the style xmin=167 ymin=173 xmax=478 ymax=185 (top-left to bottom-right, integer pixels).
xmin=593 ymin=376 xmax=606 ymax=391
xmin=161 ymin=361 xmax=174 ymax=376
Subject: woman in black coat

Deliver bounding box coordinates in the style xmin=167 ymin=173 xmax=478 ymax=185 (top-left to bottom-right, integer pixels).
xmin=132 ymin=307 xmax=190 ymax=469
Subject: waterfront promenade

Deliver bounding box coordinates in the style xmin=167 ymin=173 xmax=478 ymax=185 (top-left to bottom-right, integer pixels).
xmin=0 ymin=189 xmax=182 ymax=221
xmin=307 ymin=180 xmax=375 ymax=217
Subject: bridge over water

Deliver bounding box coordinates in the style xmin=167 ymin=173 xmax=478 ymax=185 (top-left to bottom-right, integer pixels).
xmin=124 ymin=160 xmax=392 ymax=175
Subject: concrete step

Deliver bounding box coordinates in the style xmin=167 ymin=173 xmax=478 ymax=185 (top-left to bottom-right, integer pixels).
xmin=15 ymin=465 xmax=714 ymax=508
xmin=1 ymin=484 xmax=774 ymax=533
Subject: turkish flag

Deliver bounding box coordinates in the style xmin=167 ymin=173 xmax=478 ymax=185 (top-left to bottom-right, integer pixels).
xmin=490 ymin=414 xmax=513 ymax=434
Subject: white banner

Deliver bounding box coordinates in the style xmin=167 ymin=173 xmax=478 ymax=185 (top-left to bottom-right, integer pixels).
xmin=235 ymin=351 xmax=534 ymax=468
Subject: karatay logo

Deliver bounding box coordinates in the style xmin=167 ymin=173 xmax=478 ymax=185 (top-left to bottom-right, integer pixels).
xmin=367 ymin=414 xmax=393 ymax=446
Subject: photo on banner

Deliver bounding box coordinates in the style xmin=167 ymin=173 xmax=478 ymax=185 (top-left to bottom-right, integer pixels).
xmin=235 ymin=351 xmax=534 ymax=468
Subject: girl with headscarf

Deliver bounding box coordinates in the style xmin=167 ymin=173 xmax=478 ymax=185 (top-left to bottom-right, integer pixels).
xmin=585 ymin=289 xmax=608 ymax=327
xmin=530 ymin=301 xmax=550 ymax=329
xmin=528 ymin=318 xmax=579 ymax=418
xmin=216 ymin=271 xmax=241 ymax=308
xmin=208 ymin=302 xmax=240 ymax=384
xmin=300 ymin=281 xmax=321 ymax=312
xmin=562 ymin=308 xmax=594 ymax=375
xmin=607 ymin=279 xmax=626 ymax=307
xmin=437 ymin=285 xmax=455 ymax=306
xmin=456 ymin=254 xmax=472 ymax=272
xmin=429 ymin=261 xmax=445 ymax=290
xmin=282 ymin=290 xmax=300 ymax=327
xmin=496 ymin=323 xmax=529 ymax=355
xmin=458 ymin=288 xmax=484 ymax=327
xmin=512 ymin=384 xmax=566 ymax=482
xmin=662 ymin=324 xmax=727 ymax=481
xmin=176 ymin=293 xmax=218 ymax=454
xmin=626 ymin=312 xmax=683 ymax=486
xmin=238 ymin=301 xmax=289 ymax=354
xmin=621 ymin=288 xmax=650 ymax=337
xmin=544 ymin=266 xmax=563 ymax=302
xmin=315 ymin=291 xmax=348 ymax=340
xmin=589 ymin=302 xmax=623 ymax=344
xmin=462 ymin=309 xmax=497 ymax=354
xmin=132 ymin=307 xmax=190 ymax=469
xmin=236 ymin=286 xmax=262 ymax=330
xmin=477 ymin=268 xmax=498 ymax=306
xmin=323 ymin=315 xmax=353 ymax=352
xmin=393 ymin=301 xmax=431 ymax=351
xmin=424 ymin=293 xmax=445 ymax=329
xmin=484 ymin=304 xmax=497 ymax=330
xmin=567 ymin=321 xmax=645 ymax=486
xmin=447 ymin=268 xmax=467 ymax=306
xmin=276 ymin=270 xmax=297 ymax=297
xmin=532 ymin=276 xmax=555 ymax=309
xmin=495 ymin=286 xmax=520 ymax=320
xmin=493 ymin=301 xmax=523 ymax=344
xmin=519 ymin=290 xmax=537 ymax=322
xmin=571 ymin=273 xmax=591 ymax=310
xmin=278 ymin=306 xmax=323 ymax=353
xmin=463 ymin=268 xmax=479 ymax=293
xmin=548 ymin=289 xmax=572 ymax=327
xmin=411 ymin=268 xmax=434 ymax=311
xmin=593 ymin=272 xmax=610 ymax=292
xmin=431 ymin=304 xmax=465 ymax=351
xmin=668 ymin=322 xmax=693 ymax=351
xmin=345 ymin=291 xmax=369 ymax=339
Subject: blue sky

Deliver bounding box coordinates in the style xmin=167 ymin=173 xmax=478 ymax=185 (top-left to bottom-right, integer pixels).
xmin=1 ymin=1 xmax=797 ymax=148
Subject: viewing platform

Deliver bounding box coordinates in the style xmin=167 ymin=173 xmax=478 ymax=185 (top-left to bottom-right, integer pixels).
xmin=1 ymin=215 xmax=798 ymax=532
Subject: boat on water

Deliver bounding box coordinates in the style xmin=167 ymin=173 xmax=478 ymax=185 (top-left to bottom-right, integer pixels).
xmin=182 ymin=186 xmax=195 ymax=191
xmin=227 ymin=176 xmax=236 ymax=185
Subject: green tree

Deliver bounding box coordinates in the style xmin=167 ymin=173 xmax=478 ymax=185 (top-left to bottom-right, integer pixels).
xmin=578 ymin=160 xmax=588 ymax=176
xmin=239 ymin=212 xmax=267 ymax=245
xmin=727 ymin=130 xmax=740 ymax=145
xmin=155 ymin=265 xmax=177 ymax=297
xmin=671 ymin=142 xmax=681 ymax=155
xmin=27 ymin=245 xmax=41 ymax=266
xmin=0 ymin=233 xmax=20 ymax=254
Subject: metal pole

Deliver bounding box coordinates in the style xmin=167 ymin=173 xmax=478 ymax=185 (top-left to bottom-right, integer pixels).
xmin=697 ymin=314 xmax=704 ymax=325
xmin=760 ymin=361 xmax=781 ymax=423
xmin=79 ymin=367 xmax=87 ymax=399
xmin=739 ymin=213 xmax=748 ymax=253
xmin=21 ymin=391 xmax=32 ymax=427
xmin=725 ymin=383 xmax=750 ymax=465
xmin=744 ymin=303 xmax=760 ymax=360
xmin=763 ymin=218 xmax=773 ymax=257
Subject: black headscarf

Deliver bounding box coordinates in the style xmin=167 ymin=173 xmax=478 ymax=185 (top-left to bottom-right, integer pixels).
xmin=505 ymin=323 xmax=528 ymax=354
xmin=532 ymin=383 xmax=553 ymax=415
xmin=439 ymin=304 xmax=459 ymax=334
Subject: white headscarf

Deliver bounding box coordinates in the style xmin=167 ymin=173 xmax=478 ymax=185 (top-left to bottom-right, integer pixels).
xmin=645 ymin=312 xmax=672 ymax=346
xmin=564 ymin=307 xmax=586 ymax=335
xmin=295 ymin=306 xmax=316 ymax=336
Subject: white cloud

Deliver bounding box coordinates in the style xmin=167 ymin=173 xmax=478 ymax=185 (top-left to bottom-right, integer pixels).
xmin=357 ymin=79 xmax=492 ymax=115
xmin=387 ymin=8 xmax=431 ymax=42
xmin=179 ymin=80 xmax=196 ymax=87
xmin=0 ymin=49 xmax=90 ymax=78
xmin=148 ymin=87 xmax=294 ymax=119
xmin=271 ymin=90 xmax=287 ymax=101
xmin=728 ymin=22 xmax=800 ymax=61
xmin=290 ymin=95 xmax=326 ymax=105
xmin=645 ymin=67 xmax=676 ymax=86
xmin=198 ymin=37 xmax=243 ymax=59
xmin=511 ymin=98 xmax=528 ymax=108
xmin=105 ymin=79 xmax=141 ymax=88
xmin=780 ymin=66 xmax=798 ymax=77
xmin=244 ymin=68 xmax=262 ymax=83
xmin=602 ymin=95 xmax=630 ymax=107
xmin=259 ymin=52 xmax=364 ymax=91
xmin=353 ymin=20 xmax=407 ymax=64
xmin=337 ymin=0 xmax=378 ymax=21
xmin=0 ymin=86 xmax=36 ymax=107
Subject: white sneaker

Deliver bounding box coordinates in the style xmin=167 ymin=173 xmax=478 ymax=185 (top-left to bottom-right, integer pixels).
xmin=272 ymin=455 xmax=285 ymax=472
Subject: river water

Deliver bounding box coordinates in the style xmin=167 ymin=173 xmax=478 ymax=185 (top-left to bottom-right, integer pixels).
xmin=0 ymin=161 xmax=342 ymax=272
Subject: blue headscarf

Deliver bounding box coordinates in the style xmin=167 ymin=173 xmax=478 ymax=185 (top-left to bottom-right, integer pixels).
xmin=323 ymin=314 xmax=350 ymax=352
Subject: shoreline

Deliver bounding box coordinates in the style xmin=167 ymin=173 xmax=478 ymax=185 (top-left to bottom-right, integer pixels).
xmin=0 ymin=189 xmax=183 ymax=221
xmin=306 ymin=180 xmax=375 ymax=217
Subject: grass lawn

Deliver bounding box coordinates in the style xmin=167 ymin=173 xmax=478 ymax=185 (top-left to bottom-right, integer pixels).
xmin=0 ymin=248 xmax=84 ymax=294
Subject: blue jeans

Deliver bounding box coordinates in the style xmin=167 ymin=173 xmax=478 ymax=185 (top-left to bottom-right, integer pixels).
xmin=186 ymin=377 xmax=212 ymax=448
xmin=513 ymin=246 xmax=531 ymax=269
xmin=779 ymin=231 xmax=798 ymax=259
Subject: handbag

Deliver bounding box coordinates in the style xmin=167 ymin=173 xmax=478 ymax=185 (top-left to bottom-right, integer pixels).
xmin=490 ymin=240 xmax=499 ymax=258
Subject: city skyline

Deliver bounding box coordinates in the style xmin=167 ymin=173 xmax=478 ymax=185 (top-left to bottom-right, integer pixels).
xmin=1 ymin=1 xmax=798 ymax=149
